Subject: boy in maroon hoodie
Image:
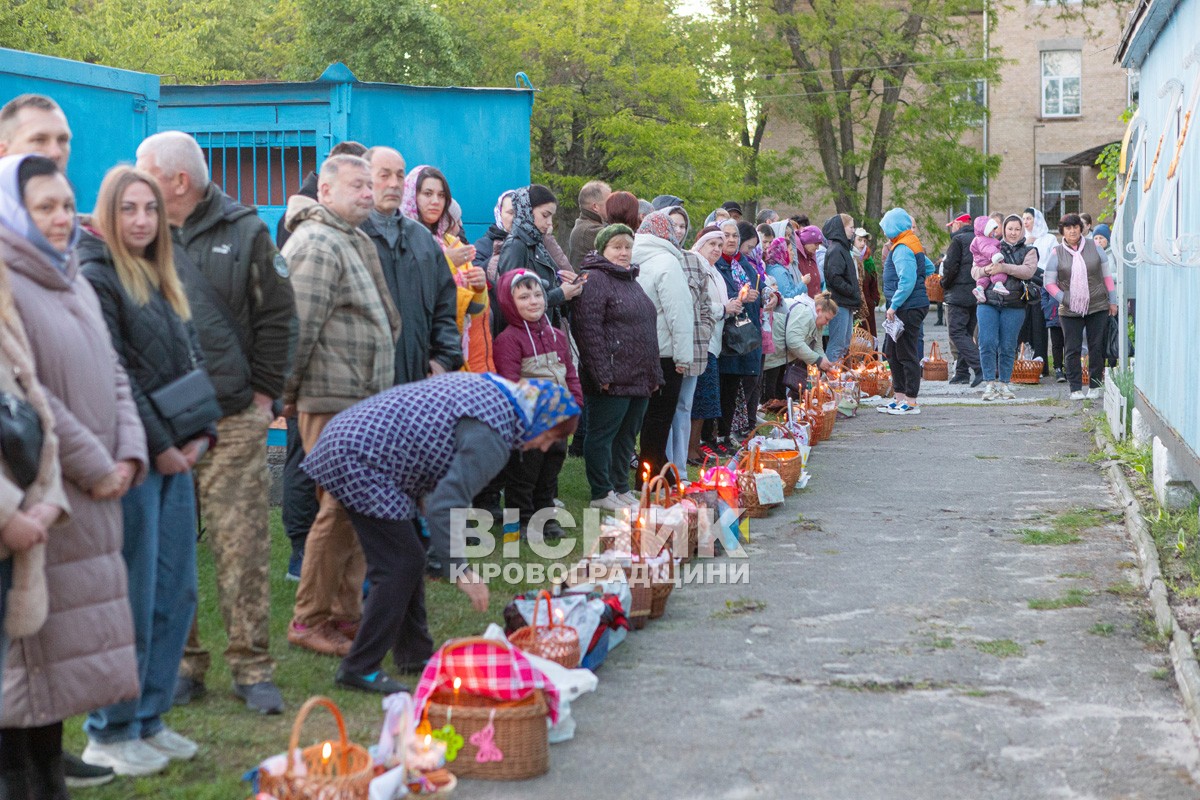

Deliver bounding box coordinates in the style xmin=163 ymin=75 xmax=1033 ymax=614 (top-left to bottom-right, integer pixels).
xmin=493 ymin=270 xmax=583 ymax=540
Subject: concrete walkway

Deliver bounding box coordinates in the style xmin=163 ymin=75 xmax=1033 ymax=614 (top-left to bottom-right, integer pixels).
xmin=468 ymin=318 xmax=1200 ymax=799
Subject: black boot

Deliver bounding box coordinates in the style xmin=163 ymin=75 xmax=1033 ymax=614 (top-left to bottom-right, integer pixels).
xmin=1 ymin=766 xmax=32 ymax=800
xmin=30 ymin=755 xmax=68 ymax=800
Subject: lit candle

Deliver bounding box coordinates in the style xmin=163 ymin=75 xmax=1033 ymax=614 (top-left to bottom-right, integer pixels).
xmin=321 ymin=741 xmax=332 ymax=766
xmin=452 ymin=677 xmax=461 ymax=703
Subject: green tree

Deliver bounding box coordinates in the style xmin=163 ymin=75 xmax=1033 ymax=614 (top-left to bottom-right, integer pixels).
xmin=292 ymin=0 xmax=475 ymax=85
xmin=738 ymin=0 xmax=1002 ymax=229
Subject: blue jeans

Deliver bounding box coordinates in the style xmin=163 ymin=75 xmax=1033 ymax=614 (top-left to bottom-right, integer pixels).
xmin=667 ymin=375 xmax=698 ymax=468
xmin=825 ymin=306 xmax=854 ymax=363
xmin=976 ymin=304 xmax=1025 ymax=382
xmin=85 ymin=468 xmax=198 ymax=743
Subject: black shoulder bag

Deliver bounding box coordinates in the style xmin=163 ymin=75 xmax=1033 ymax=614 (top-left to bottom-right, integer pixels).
xmin=0 ymin=392 xmax=44 ymax=489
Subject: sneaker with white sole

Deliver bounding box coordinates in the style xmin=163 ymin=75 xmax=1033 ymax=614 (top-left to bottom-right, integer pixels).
xmin=886 ymin=402 xmax=921 ymax=415
xmin=877 ymin=401 xmax=900 ymax=413
xmin=981 ymin=382 xmax=999 ymax=402
xmin=992 ymin=282 xmax=1010 ymax=295
xmin=82 ymin=739 xmax=169 ymax=777
xmin=615 ymin=491 xmax=639 ymax=506
xmin=1070 ymin=389 xmax=1087 ymax=400
xmin=588 ymin=492 xmax=626 ymax=512
xmin=144 ymin=728 xmax=198 ymax=761
xmin=1086 ymin=387 xmax=1102 ymax=399
xmin=972 ymin=287 xmax=986 ymax=303
xmin=998 ymin=383 xmax=1016 ymax=400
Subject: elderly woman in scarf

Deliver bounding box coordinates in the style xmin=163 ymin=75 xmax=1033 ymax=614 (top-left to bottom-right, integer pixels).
xmin=794 ymin=225 xmax=824 ymax=300
xmin=1043 ymin=212 xmax=1116 ymax=400
xmin=764 ymin=234 xmax=811 ymax=301
xmin=496 ymin=185 xmax=582 ymax=329
xmin=631 ymin=209 xmax=694 ymax=478
xmin=303 ymin=373 xmax=579 ymax=694
xmin=472 ymin=189 xmax=515 ymax=269
xmin=713 ymin=218 xmax=767 ymax=445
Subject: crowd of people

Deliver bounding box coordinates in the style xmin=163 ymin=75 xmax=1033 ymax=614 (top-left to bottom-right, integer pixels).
xmin=937 ymin=209 xmax=1118 ymax=403
xmin=0 ymin=87 xmax=1117 ymax=797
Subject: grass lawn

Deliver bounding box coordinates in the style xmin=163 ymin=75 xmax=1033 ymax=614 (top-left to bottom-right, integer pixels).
xmin=63 ymin=455 xmax=607 ymax=798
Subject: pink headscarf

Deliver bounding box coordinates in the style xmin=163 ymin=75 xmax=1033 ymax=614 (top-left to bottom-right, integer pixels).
xmin=400 ymin=165 xmax=450 ymax=241
xmin=764 ymin=237 xmax=790 ymax=267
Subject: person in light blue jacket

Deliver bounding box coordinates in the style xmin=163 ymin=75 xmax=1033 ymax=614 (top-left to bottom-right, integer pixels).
xmin=878 ymin=207 xmax=934 ymax=415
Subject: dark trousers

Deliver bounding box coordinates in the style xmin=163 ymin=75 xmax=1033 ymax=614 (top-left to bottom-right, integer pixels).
xmin=1049 ymin=325 xmax=1064 ymax=370
xmin=583 ymin=394 xmax=648 ymax=500
xmin=282 ymin=416 xmax=319 ymax=557
xmin=638 ymin=359 xmax=684 ymax=477
xmin=1020 ymin=304 xmax=1049 ymax=374
xmin=504 ymin=440 xmax=567 ymax=524
xmin=1061 ymin=309 xmax=1108 ymax=391
xmin=0 ymin=721 xmax=65 ymax=795
xmin=883 ymin=306 xmax=927 ymax=398
xmin=341 ymin=512 xmax=432 ymax=675
xmin=945 ymin=303 xmax=980 ymax=378
xmin=718 ymin=372 xmax=761 ymax=439
xmin=761 ymin=365 xmax=786 ymax=402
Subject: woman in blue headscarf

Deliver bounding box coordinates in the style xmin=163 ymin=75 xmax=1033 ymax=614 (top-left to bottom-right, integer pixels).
xmin=301 ymin=372 xmax=579 ymax=695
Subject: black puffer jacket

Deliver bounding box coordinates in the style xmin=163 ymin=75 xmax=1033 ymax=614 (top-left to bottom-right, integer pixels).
xmin=472 ymin=225 xmax=507 ymax=269
xmin=940 ymin=225 xmax=976 ymax=306
xmin=78 ymin=233 xmax=213 ymax=456
xmin=821 ymin=216 xmax=861 ymax=309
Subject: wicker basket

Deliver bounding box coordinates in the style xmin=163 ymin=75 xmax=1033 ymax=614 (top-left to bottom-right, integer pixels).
xmin=846 ymin=325 xmax=876 ymax=366
xmin=648 ymin=560 xmax=677 ymax=619
xmin=743 ymin=422 xmax=803 ymax=495
xmin=658 ymin=463 xmax=699 ymax=561
xmin=925 ymin=272 xmax=944 ymax=303
xmin=735 ymin=448 xmax=782 ymax=518
xmin=922 ymin=341 xmax=948 ymax=381
xmin=568 ymin=559 xmax=651 ymax=629
xmin=258 ymin=697 xmax=374 ymax=800
xmin=508 ymin=590 xmax=580 ymax=669
xmin=1011 ymin=344 xmax=1042 ymax=384
xmin=424 ymin=690 xmax=549 ymax=781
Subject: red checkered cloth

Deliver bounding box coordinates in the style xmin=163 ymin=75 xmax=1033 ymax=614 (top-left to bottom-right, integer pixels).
xmin=413 ymin=637 xmax=560 ymax=722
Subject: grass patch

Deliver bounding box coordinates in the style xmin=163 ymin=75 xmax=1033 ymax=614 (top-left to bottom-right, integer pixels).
xmin=1136 ymin=613 xmax=1171 ymax=646
xmin=1153 ymin=667 xmax=1171 ymax=680
xmin=61 ymin=456 xmax=603 ymax=799
xmin=793 ymin=514 xmax=823 ymax=531
xmin=929 ymin=636 xmax=955 ymax=650
xmin=1058 ymin=571 xmax=1092 ymax=579
xmin=1089 ymin=623 xmax=1116 ymax=637
xmin=974 ymin=454 xmax=1000 ymax=460
xmin=974 ymin=639 xmax=1025 ymax=658
xmin=1018 ymin=527 xmax=1081 ymax=545
xmin=1028 ymin=588 xmax=1092 ymax=610
xmin=828 ymin=679 xmax=944 ymax=693
xmin=1015 ymin=506 xmax=1118 ymax=546
xmin=1106 ymin=581 xmax=1141 ymax=598
xmin=712 ymin=597 xmax=768 ymax=619
xmin=960 ymin=689 xmax=992 ymax=698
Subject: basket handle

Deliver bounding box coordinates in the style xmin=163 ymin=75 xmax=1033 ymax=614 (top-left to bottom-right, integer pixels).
xmin=658 ymin=462 xmax=684 ymax=494
xmin=642 ymin=475 xmax=672 ymax=509
xmin=929 ymin=341 xmax=942 ymax=361
xmin=431 ymin=635 xmax=520 ymax=695
xmin=529 ymin=589 xmax=555 ymax=630
xmin=743 ymin=421 xmax=799 ymax=450
xmin=285 ymin=696 xmax=351 ymax=778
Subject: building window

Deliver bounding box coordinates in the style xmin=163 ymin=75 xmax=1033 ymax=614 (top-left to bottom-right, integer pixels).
xmin=1041 ymin=165 xmax=1080 ymax=228
xmin=952 ymin=194 xmax=987 ymax=219
xmin=1127 ymin=69 xmax=1140 ymax=107
xmin=1041 ymin=51 xmax=1081 ymax=117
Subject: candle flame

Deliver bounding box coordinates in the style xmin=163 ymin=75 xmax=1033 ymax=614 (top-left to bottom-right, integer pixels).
xmin=424 ymin=734 xmax=432 ymax=747
xmin=321 ymin=741 xmax=332 ymax=760
xmin=452 ymin=677 xmax=462 ymax=691
xmin=554 ymin=608 xmax=564 ymax=623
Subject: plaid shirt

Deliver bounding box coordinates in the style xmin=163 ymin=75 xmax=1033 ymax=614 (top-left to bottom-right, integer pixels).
xmin=281 ymin=199 xmax=401 ymax=412
xmin=680 ymin=251 xmax=716 ymax=376
xmin=414 ymin=637 xmax=560 ymax=722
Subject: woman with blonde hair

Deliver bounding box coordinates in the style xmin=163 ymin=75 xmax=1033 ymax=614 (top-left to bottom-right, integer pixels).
xmin=77 ymin=165 xmax=218 ymax=775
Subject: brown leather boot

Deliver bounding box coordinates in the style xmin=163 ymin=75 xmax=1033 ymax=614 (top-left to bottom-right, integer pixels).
xmin=287 ymin=620 xmax=351 ymax=657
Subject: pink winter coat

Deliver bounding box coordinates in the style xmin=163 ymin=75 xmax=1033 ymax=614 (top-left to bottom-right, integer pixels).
xmin=1 ymin=225 xmax=144 ymax=727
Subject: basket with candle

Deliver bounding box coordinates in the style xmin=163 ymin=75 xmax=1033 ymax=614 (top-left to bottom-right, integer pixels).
xmin=257 ymin=696 xmax=374 ymax=800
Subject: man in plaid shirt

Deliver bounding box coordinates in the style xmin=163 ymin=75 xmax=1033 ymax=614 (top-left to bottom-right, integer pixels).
xmin=281 ymin=154 xmax=401 ymax=660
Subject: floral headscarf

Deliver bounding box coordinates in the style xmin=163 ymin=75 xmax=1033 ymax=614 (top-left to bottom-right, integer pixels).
xmin=637 ymin=209 xmax=683 ymax=249
xmin=482 ymin=374 xmax=580 ymax=442
xmin=764 ymin=237 xmax=790 ymax=267
xmin=493 ymin=189 xmax=516 ymax=229
xmin=400 ymin=165 xmax=449 ymax=240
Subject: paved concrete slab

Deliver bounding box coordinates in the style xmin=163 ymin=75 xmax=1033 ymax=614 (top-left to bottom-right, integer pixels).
xmin=465 ymin=321 xmax=1200 ymax=799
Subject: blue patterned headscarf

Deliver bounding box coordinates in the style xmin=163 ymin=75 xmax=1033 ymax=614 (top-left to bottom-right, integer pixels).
xmin=483 ymin=374 xmax=580 ymax=442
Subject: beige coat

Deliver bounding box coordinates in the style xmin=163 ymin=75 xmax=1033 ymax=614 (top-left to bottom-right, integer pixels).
xmin=0 ymin=260 xmax=70 ymax=640
xmin=0 ymin=226 xmax=144 ymax=728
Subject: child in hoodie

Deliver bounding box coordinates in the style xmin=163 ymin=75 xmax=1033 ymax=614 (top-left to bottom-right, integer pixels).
xmin=971 ymin=216 xmax=1009 ymax=302
xmin=493 ymin=270 xmax=583 ymax=540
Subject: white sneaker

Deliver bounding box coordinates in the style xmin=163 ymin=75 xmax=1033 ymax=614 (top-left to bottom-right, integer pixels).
xmin=615 ymin=491 xmax=640 ymax=506
xmin=981 ymin=382 xmax=999 ymax=402
xmin=588 ymin=492 xmax=626 ymax=512
xmin=1086 ymin=387 xmax=1102 ymax=399
xmin=973 ymin=287 xmax=987 ymax=303
xmin=877 ymin=401 xmax=899 ymax=413
xmin=553 ymin=498 xmax=565 ymax=508
xmin=144 ymin=728 xmax=198 ymax=761
xmin=1070 ymin=390 xmax=1087 ymax=400
xmin=998 ymin=383 xmax=1016 ymax=400
xmin=82 ymin=739 xmax=169 ymax=777
xmin=992 ymin=282 xmax=1010 ymax=296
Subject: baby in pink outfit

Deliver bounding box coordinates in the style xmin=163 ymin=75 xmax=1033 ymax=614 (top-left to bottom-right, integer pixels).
xmin=970 ymin=216 xmax=1009 ymax=302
